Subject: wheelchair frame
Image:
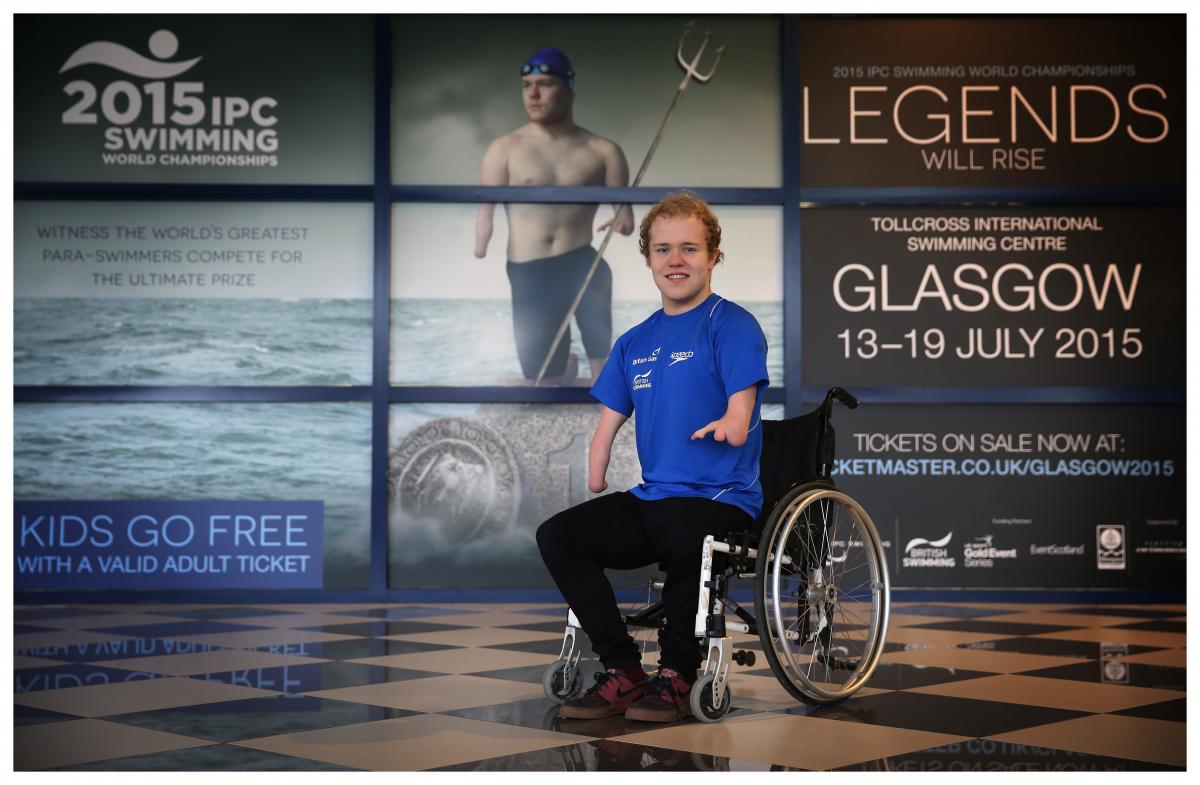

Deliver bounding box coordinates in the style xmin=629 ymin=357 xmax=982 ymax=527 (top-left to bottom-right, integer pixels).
xmin=543 ymin=387 xmax=891 ymax=722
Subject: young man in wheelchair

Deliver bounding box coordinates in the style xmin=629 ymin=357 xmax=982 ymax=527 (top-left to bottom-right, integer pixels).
xmin=536 ymin=192 xmax=768 ymax=722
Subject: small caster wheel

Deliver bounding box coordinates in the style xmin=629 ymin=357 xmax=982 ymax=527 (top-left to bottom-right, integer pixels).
xmin=543 ymin=659 xmax=583 ymax=704
xmin=732 ymin=650 xmax=756 ymax=667
xmin=690 ymin=672 xmax=732 ymax=723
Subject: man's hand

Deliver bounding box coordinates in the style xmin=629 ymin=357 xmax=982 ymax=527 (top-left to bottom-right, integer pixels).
xmin=689 ymin=385 xmax=759 ymax=447
xmin=588 ymin=477 xmax=608 ymax=494
xmin=596 ymin=205 xmax=634 ymax=235
xmin=691 ymin=418 xmax=740 ymax=446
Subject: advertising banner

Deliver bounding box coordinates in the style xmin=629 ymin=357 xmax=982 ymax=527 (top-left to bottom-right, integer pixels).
xmin=801 ymin=206 xmax=1183 ymax=388
xmin=388 ymin=402 xmax=785 ymax=588
xmin=391 ymin=204 xmax=783 ymax=387
xmin=14 ymin=403 xmax=372 ymax=589
xmin=14 ymin=201 xmax=373 ymax=385
xmin=827 ymin=403 xmax=1184 ymax=589
xmin=393 ymin=15 xmax=781 ymax=187
xmin=798 ymin=16 xmax=1184 ymax=188
xmin=14 ymin=15 xmax=374 ymax=183
xmin=14 ymin=500 xmax=324 ymax=590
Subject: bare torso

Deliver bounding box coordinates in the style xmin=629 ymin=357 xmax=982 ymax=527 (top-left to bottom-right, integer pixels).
xmin=499 ymin=124 xmax=610 ymax=262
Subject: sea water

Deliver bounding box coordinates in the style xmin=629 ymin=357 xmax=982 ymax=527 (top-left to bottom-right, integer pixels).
xmin=14 ymin=298 xmax=373 ymax=386
xmin=13 ymin=402 xmax=372 ymax=588
xmin=390 ymin=298 xmax=785 ymax=386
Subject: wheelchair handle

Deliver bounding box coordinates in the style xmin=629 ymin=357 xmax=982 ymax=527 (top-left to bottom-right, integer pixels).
xmin=822 ymin=386 xmax=859 ymax=412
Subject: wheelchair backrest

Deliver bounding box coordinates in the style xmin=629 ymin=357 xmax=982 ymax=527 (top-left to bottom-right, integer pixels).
xmin=754 ymin=411 xmax=835 ymax=530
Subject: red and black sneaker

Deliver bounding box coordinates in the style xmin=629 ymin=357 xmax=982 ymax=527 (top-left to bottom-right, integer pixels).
xmin=559 ymin=667 xmax=648 ymax=719
xmin=625 ymin=667 xmax=692 ymax=722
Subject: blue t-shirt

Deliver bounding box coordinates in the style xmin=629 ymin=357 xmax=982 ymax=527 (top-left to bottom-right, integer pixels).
xmin=590 ymin=292 xmax=770 ymax=519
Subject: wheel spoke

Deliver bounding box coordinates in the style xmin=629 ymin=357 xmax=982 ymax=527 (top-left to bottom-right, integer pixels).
xmin=759 ymin=488 xmax=889 ymax=704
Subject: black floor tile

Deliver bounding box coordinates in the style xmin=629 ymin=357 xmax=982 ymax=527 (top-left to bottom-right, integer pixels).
xmin=163 ymin=607 xmax=292 ymax=620
xmin=15 ymin=624 xmax=56 ymax=634
xmin=296 ymin=620 xmax=467 ymax=635
xmin=958 ymin=637 xmax=1159 ymax=660
xmin=853 ymin=662 xmax=995 ymax=691
xmin=434 ymin=739 xmax=767 ymax=772
xmin=1109 ymin=620 xmax=1186 ymax=634
xmin=53 ymin=744 xmax=361 ymax=771
xmin=472 ymin=660 xmax=605 ymax=685
xmin=188 ymin=661 xmax=437 ymax=692
xmin=911 ymin=620 xmax=1075 ymax=635
xmin=1021 ymin=661 xmax=1186 ymax=691
xmin=14 ymin=607 xmax=111 ymax=622
xmin=93 ymin=620 xmax=267 ymax=638
xmin=106 ymin=695 xmax=416 ymax=742
xmin=444 ymin=697 xmax=744 ymax=739
xmin=1055 ymin=607 xmax=1181 ymax=619
xmin=14 ymin=705 xmax=84 ymax=727
xmin=249 ymin=637 xmax=459 ymax=659
xmin=16 ymin=638 xmax=227 ymax=662
xmin=334 ymin=606 xmax=474 ymax=620
xmin=497 ymin=619 xmax=573 ymax=633
xmin=782 ymin=691 xmax=1089 ymax=737
xmin=15 ymin=663 xmax=173 ymax=693
xmin=1113 ymin=697 xmax=1186 ymax=723
xmin=884 ymin=641 xmax=936 ymax=654
xmin=892 ymin=604 xmax=1010 ymax=619
xmin=833 ymin=739 xmax=1183 ymax=772
xmin=485 ymin=638 xmax=589 ymax=655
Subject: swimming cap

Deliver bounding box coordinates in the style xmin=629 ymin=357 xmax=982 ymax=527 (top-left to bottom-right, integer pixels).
xmin=521 ymin=47 xmax=575 ymax=90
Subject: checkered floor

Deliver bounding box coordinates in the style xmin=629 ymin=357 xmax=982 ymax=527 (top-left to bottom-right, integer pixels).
xmin=13 ymin=601 xmax=1186 ymax=771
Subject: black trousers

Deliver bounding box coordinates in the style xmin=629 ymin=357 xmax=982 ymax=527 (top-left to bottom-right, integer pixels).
xmin=536 ymin=492 xmax=752 ymax=678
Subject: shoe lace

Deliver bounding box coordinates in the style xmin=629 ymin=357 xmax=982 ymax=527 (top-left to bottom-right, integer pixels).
xmin=642 ymin=673 xmax=680 ymax=702
xmin=584 ymin=669 xmax=619 ymax=695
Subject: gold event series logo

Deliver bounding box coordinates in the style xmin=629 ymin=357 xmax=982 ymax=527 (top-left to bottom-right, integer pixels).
xmin=59 ymin=29 xmax=279 ymax=167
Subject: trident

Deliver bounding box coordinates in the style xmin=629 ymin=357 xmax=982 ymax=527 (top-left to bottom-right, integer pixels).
xmin=533 ymin=21 xmax=725 ymax=386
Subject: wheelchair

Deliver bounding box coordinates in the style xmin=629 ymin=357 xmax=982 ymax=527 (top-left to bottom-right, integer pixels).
xmin=542 ymin=386 xmax=891 ymax=722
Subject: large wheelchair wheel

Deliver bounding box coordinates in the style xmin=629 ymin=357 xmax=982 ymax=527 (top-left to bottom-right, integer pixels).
xmin=753 ymin=483 xmax=890 ymax=705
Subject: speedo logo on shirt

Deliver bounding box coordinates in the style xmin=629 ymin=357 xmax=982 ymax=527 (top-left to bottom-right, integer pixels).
xmin=632 ymin=347 xmax=661 ymax=366
xmin=633 ymin=369 xmax=653 ymax=390
xmin=668 ymin=351 xmax=694 ymax=366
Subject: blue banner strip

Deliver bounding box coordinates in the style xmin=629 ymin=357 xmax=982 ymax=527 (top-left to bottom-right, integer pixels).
xmin=15 ymin=501 xmax=324 ymax=590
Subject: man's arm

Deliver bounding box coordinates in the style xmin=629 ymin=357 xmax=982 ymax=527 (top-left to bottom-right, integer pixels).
xmin=595 ymin=138 xmax=634 ymax=236
xmin=589 ymin=405 xmax=629 ymax=493
xmin=474 ymin=139 xmax=509 ymax=258
xmin=690 ymin=384 xmax=758 ymax=447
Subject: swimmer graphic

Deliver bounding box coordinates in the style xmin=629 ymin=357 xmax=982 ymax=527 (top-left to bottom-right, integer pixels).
xmin=475 ymin=47 xmax=634 ymax=386
xmin=59 ymin=29 xmax=200 ymax=77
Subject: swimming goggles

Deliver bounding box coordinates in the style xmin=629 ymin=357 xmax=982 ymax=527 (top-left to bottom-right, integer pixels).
xmin=521 ymin=63 xmax=573 ymax=79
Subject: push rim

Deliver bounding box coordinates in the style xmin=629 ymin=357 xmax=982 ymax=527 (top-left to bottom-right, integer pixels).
xmin=765 ymin=488 xmax=889 ymax=702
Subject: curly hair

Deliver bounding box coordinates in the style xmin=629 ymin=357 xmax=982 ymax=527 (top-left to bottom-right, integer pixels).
xmin=637 ymin=191 xmax=724 ymax=265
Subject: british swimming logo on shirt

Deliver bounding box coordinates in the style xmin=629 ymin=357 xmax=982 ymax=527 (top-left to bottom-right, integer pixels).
xmin=632 ymin=347 xmax=660 ymax=366
xmin=633 ymin=369 xmax=653 ymax=390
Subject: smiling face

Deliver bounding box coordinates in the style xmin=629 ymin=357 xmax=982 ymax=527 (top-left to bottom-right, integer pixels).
xmin=522 ymin=74 xmax=571 ymax=125
xmin=646 ymin=215 xmax=719 ymax=315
